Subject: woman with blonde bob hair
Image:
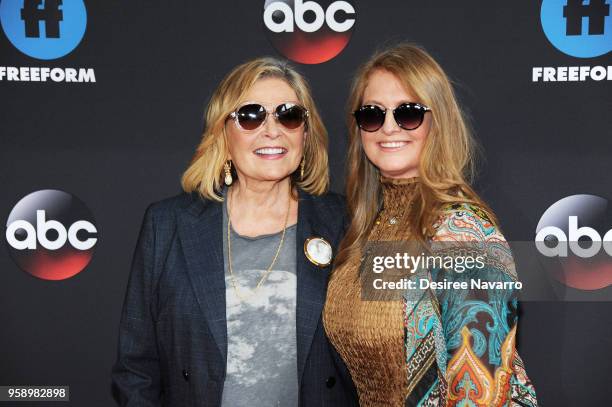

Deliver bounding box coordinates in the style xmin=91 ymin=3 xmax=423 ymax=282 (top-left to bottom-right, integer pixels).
xmin=181 ymin=59 xmax=329 ymax=200
xmin=113 ymin=57 xmax=358 ymax=407
xmin=323 ymin=44 xmax=538 ymax=406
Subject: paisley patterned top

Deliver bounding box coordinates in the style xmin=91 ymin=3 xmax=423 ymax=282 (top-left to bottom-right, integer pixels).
xmin=324 ymin=177 xmax=538 ymax=407
xmin=406 ymin=197 xmax=539 ymax=406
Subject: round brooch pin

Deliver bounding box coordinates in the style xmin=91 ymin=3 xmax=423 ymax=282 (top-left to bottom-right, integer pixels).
xmin=304 ymin=237 xmax=332 ymax=267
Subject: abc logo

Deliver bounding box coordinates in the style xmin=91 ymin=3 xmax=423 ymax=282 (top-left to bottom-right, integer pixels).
xmin=540 ymin=0 xmax=611 ymax=58
xmin=7 ymin=210 xmax=97 ymax=251
xmin=263 ymin=0 xmax=355 ymax=64
xmin=5 ymin=190 xmax=98 ymax=280
xmin=536 ymin=215 xmax=612 ymax=258
xmin=535 ymin=194 xmax=612 ymax=290
xmin=0 ymin=0 xmax=87 ymax=60
xmin=536 ymin=194 xmax=612 ymax=258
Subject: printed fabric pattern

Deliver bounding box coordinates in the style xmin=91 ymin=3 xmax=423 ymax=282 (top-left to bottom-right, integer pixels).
xmin=403 ymin=203 xmax=538 ymax=407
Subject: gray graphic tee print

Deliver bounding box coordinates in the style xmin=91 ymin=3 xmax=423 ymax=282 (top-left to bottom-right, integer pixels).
xmin=221 ymin=199 xmax=298 ymax=407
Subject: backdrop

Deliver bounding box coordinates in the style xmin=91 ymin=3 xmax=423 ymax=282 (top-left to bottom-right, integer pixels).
xmin=1 ymin=1 xmax=611 ymax=406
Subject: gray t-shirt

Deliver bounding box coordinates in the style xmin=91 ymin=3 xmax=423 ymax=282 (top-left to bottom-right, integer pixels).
xmin=220 ymin=196 xmax=298 ymax=407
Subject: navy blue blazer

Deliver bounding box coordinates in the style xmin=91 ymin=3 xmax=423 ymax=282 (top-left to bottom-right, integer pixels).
xmin=111 ymin=189 xmax=358 ymax=406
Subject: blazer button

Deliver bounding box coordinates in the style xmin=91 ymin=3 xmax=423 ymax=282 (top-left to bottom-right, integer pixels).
xmin=325 ymin=376 xmax=336 ymax=388
xmin=182 ymin=369 xmax=190 ymax=382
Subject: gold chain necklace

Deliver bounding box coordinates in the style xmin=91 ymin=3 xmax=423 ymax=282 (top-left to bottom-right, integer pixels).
xmin=226 ymin=189 xmax=291 ymax=301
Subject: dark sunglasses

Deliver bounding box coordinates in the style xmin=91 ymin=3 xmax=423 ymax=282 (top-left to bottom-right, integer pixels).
xmin=353 ymin=102 xmax=431 ymax=132
xmin=228 ymin=102 xmax=309 ymax=131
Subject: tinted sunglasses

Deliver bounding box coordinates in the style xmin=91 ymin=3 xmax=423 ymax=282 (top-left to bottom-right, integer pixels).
xmin=353 ymin=103 xmax=431 ymax=132
xmin=228 ymin=102 xmax=309 ymax=131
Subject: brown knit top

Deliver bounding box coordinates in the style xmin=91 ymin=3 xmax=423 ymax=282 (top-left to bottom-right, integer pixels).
xmin=323 ymin=176 xmax=419 ymax=407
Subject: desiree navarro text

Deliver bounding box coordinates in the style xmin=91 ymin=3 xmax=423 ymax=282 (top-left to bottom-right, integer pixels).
xmin=372 ymin=277 xmax=523 ymax=291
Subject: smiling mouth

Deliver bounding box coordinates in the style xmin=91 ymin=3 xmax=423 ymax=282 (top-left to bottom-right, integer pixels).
xmin=254 ymin=147 xmax=288 ymax=157
xmin=378 ymin=141 xmax=411 ymax=149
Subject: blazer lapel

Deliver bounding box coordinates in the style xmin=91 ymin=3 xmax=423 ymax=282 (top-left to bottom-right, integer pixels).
xmin=177 ymin=194 xmax=227 ymax=361
xmin=296 ymin=190 xmax=332 ymax=384
xmin=175 ymin=191 xmax=333 ymax=381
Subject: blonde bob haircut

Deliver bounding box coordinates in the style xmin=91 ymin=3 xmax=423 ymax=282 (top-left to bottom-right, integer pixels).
xmin=181 ymin=57 xmax=329 ymax=201
xmin=335 ymin=43 xmax=497 ymax=268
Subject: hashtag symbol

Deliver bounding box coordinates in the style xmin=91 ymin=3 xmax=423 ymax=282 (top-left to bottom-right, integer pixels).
xmin=563 ymin=0 xmax=609 ymax=36
xmin=20 ymin=0 xmax=64 ymax=38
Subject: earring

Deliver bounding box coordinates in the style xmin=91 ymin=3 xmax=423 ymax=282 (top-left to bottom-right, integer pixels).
xmin=224 ymin=161 xmax=233 ymax=186
xmin=300 ymin=158 xmax=305 ymax=180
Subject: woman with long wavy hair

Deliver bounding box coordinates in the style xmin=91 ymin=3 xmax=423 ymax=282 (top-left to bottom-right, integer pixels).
xmin=323 ymin=43 xmax=538 ymax=406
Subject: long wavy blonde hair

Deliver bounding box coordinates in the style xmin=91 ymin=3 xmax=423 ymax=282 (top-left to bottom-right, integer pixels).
xmin=182 ymin=57 xmax=329 ymax=200
xmin=335 ymin=43 xmax=497 ymax=268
